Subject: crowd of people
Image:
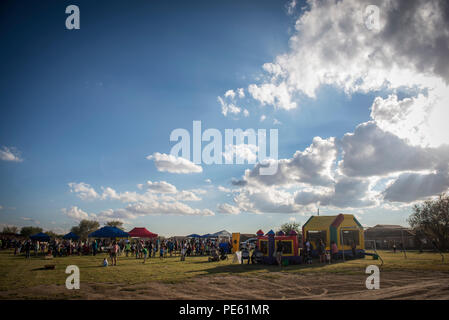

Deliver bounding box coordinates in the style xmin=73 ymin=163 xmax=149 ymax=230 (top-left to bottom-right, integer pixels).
xmin=1 ymin=235 xmax=358 ymax=266
xmin=0 ymin=236 xmax=233 ymax=265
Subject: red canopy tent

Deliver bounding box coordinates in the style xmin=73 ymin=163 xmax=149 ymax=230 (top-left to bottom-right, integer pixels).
xmin=128 ymin=227 xmax=158 ymax=238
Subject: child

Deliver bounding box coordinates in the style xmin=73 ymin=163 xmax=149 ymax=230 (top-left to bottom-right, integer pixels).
xmin=103 ymin=258 xmax=109 ymax=267
xmin=325 ymin=250 xmax=331 ymax=264
xmin=180 ymin=246 xmax=186 ymax=261
xmin=159 ymin=246 xmax=164 ymax=259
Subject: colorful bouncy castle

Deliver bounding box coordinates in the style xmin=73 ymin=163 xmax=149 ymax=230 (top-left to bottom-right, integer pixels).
xmin=302 ymin=213 xmax=365 ymax=259
xmin=255 ymin=229 xmax=301 ymax=264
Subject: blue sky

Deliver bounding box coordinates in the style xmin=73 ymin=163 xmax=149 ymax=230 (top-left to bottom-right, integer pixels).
xmin=1 ymin=0 xmax=448 ymax=236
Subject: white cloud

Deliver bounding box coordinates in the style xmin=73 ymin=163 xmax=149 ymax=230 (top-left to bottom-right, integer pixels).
xmin=223 ymin=143 xmax=259 ymax=164
xmin=370 ymin=91 xmax=449 ymax=148
xmin=21 ymin=217 xmax=40 ymax=225
xmin=66 ymin=180 xmax=213 ymax=223
xmin=248 ymin=82 xmax=296 ymax=110
xmin=234 ymin=136 xmax=337 ymax=188
xmin=286 ymin=0 xmax=297 ymax=15
xmin=224 ymin=89 xmax=236 ymax=99
xmin=217 ymin=203 xmax=240 ymax=215
xmin=294 ymin=176 xmax=378 ymax=209
xmin=147 ymin=152 xmax=202 ymax=174
xmin=122 ymin=202 xmax=214 ymax=217
xmin=0 ymin=146 xmax=23 ymax=162
xmin=217 ymin=185 xmax=232 ymax=193
xmin=217 ymin=96 xmax=241 ymax=117
xmin=258 ymin=0 xmax=449 ymax=99
xmin=260 ymin=114 xmax=266 ymax=122
xmin=68 ymin=182 xmax=100 ymax=200
xmin=62 ymin=206 xmax=90 ymax=221
xmin=224 ymin=0 xmax=449 ymax=146
xmin=383 ymin=170 xmax=449 ymax=203
xmin=145 ymin=180 xmax=177 ymax=194
xmin=338 ymin=121 xmax=449 ymax=178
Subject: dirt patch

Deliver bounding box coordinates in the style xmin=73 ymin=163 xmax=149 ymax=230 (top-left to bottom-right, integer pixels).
xmin=1 ymin=271 xmax=449 ymax=300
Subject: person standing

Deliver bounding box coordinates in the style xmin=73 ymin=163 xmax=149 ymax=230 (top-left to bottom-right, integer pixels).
xmin=159 ymin=244 xmax=164 ymax=259
xmin=276 ymin=240 xmax=283 ymax=267
xmin=142 ymin=246 xmax=148 ymax=264
xmin=351 ymin=241 xmax=356 ymax=258
xmin=110 ymin=241 xmax=119 ymax=266
xmin=304 ymin=239 xmax=312 ymax=264
xmin=318 ymin=239 xmax=325 ymax=263
xmin=125 ymin=241 xmax=131 ymax=257
xmin=25 ymin=240 xmax=31 ymax=259
xmin=331 ymin=241 xmax=338 ymax=262
xmin=92 ymin=240 xmax=98 ymax=256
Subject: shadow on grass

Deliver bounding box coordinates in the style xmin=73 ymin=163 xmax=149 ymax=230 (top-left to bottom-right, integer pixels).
xmin=186 ymin=258 xmax=358 ymax=276
xmin=31 ymin=267 xmax=56 ymax=271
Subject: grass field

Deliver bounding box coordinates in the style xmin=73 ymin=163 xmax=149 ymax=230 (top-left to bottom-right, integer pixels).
xmin=1 ymin=249 xmax=449 ymax=299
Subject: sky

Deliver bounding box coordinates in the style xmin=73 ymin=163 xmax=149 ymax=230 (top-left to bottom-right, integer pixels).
xmin=1 ymin=0 xmax=448 ymax=236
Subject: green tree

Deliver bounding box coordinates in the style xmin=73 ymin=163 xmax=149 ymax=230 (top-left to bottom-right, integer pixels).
xmin=70 ymin=219 xmax=100 ymax=240
xmin=408 ymin=193 xmax=449 ymax=252
xmin=20 ymin=226 xmax=43 ymax=238
xmin=1 ymin=225 xmax=19 ymax=234
xmin=46 ymin=230 xmax=63 ymax=239
xmin=278 ymin=222 xmax=301 ymax=235
xmin=105 ymin=220 xmax=124 ymax=229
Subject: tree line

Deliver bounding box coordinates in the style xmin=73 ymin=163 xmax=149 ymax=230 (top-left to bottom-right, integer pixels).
xmin=1 ymin=220 xmax=124 ymax=240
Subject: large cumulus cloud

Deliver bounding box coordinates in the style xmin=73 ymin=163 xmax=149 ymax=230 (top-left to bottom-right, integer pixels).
xmin=224 ymin=0 xmax=449 ymax=212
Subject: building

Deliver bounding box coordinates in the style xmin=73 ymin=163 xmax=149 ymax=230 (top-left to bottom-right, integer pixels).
xmin=364 ymin=225 xmax=417 ymax=249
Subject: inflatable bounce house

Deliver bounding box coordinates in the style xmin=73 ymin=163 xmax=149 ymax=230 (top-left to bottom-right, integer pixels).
xmin=255 ymin=229 xmax=301 ymax=265
xmin=302 ymin=214 xmax=365 ymax=259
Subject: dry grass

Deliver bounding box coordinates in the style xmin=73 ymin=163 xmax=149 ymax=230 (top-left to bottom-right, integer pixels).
xmin=1 ymin=249 xmax=448 ymax=293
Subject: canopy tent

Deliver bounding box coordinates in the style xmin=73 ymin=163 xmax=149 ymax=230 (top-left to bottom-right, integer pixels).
xmin=128 ymin=227 xmax=158 ymax=238
xmin=200 ymin=233 xmax=212 ymax=238
xmin=186 ymin=234 xmax=201 ymax=238
xmin=62 ymin=232 xmax=80 ymax=240
xmin=211 ymin=230 xmax=232 ymax=238
xmin=88 ymin=226 xmax=129 ymax=238
xmin=30 ymin=232 xmax=51 ymax=242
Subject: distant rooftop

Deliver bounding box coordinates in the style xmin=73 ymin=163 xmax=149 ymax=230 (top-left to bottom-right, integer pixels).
xmin=367 ymin=224 xmax=409 ymax=229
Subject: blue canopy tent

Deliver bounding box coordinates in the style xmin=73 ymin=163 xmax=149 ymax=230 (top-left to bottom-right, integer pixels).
xmin=88 ymin=226 xmax=129 ymax=239
xmin=186 ymin=234 xmax=201 ymax=238
xmin=30 ymin=232 xmax=51 ymax=242
xmin=62 ymin=232 xmax=80 ymax=240
xmin=200 ymin=233 xmax=212 ymax=238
